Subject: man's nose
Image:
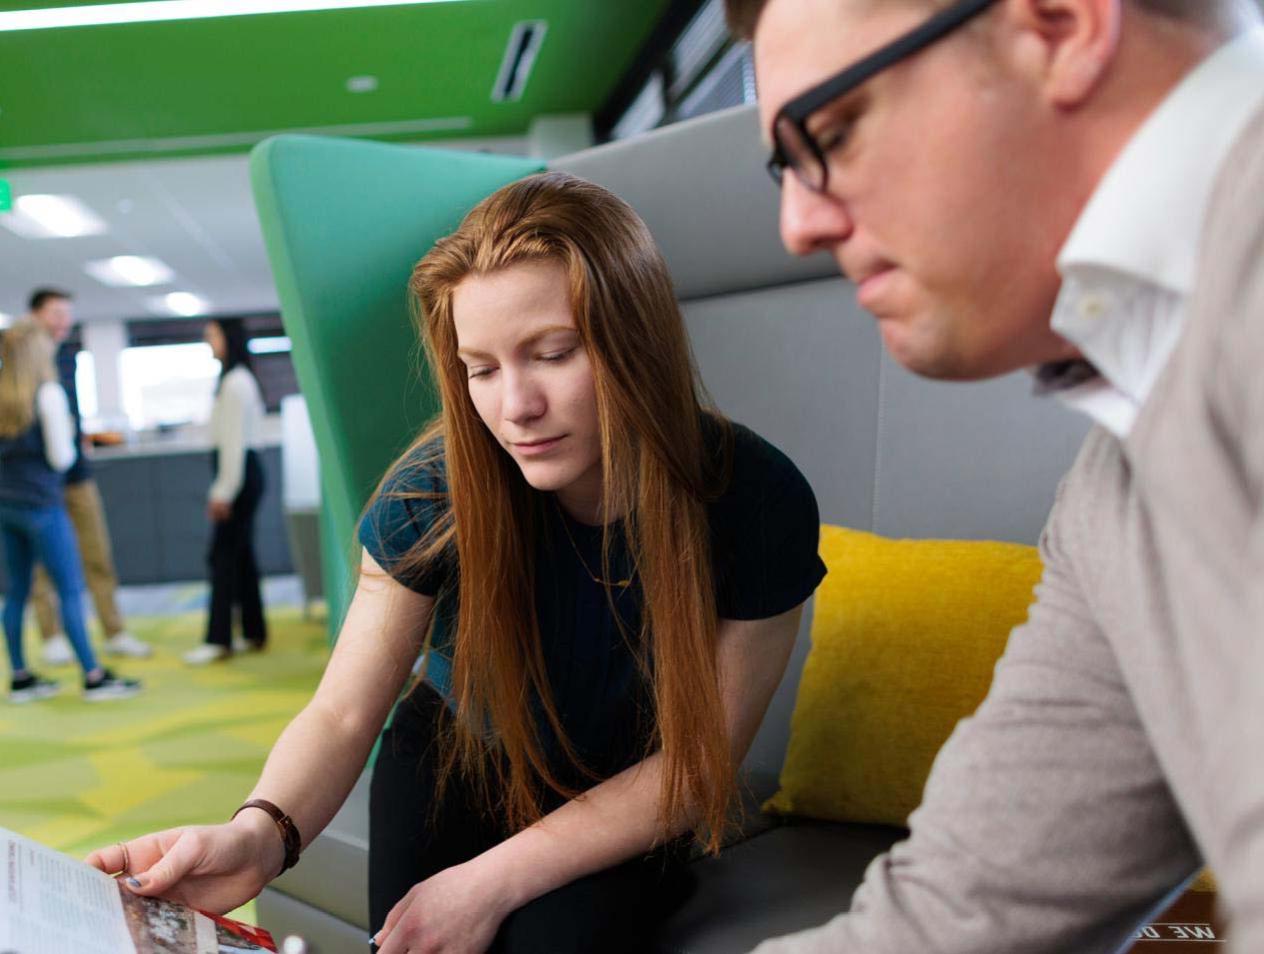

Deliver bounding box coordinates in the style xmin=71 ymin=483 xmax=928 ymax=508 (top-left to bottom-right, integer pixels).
xmin=779 ymin=172 xmax=854 ymax=257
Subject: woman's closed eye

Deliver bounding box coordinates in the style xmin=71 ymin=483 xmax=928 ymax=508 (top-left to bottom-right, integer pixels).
xmin=537 ymin=347 xmax=577 ymax=364
xmin=467 ymin=365 xmax=497 ymax=380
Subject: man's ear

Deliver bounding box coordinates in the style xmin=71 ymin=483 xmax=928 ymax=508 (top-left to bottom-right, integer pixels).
xmin=1003 ymin=0 xmax=1122 ymax=107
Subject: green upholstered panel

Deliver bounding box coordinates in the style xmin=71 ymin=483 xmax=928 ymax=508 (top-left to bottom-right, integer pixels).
xmin=250 ymin=135 xmax=544 ymax=633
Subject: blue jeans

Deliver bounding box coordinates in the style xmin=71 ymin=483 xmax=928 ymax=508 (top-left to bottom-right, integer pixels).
xmin=0 ymin=503 xmax=98 ymax=675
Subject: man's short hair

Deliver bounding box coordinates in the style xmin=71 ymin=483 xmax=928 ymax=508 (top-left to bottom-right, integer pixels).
xmin=28 ymin=288 xmax=72 ymax=312
xmin=724 ymin=0 xmax=1246 ymax=41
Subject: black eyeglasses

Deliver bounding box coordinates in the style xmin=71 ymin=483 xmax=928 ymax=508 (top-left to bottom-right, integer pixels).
xmin=767 ymin=0 xmax=1001 ymax=193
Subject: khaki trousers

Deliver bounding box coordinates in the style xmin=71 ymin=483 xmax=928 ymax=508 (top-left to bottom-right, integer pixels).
xmin=32 ymin=478 xmax=125 ymax=638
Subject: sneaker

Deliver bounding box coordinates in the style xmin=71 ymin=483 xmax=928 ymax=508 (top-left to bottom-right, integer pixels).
xmin=10 ymin=672 xmax=61 ymax=704
xmin=184 ymin=643 xmax=231 ymax=666
xmin=41 ymin=634 xmax=74 ymax=667
xmin=82 ymin=668 xmax=141 ymax=702
xmin=104 ymin=631 xmax=154 ymax=659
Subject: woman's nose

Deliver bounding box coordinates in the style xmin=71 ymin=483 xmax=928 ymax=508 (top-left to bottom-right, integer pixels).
xmin=500 ymin=368 xmax=546 ymax=424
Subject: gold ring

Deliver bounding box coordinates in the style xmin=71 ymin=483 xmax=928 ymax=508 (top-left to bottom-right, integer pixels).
xmin=117 ymin=842 xmax=131 ymax=876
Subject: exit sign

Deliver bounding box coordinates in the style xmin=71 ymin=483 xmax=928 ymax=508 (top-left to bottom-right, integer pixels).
xmin=0 ymin=179 xmax=11 ymax=212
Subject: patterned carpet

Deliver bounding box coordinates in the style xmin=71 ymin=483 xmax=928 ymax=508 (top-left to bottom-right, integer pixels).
xmin=0 ymin=606 xmax=330 ymax=864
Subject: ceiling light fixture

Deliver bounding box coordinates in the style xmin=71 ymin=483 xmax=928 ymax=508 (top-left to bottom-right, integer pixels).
xmin=154 ymin=292 xmax=210 ymax=317
xmin=345 ymin=75 xmax=378 ymax=93
xmin=491 ymin=20 xmax=546 ymax=103
xmin=85 ymin=255 xmax=176 ymax=287
xmin=247 ymin=336 xmax=292 ymax=355
xmin=0 ymin=194 xmax=107 ymax=239
xmin=0 ymin=0 xmax=469 ymax=32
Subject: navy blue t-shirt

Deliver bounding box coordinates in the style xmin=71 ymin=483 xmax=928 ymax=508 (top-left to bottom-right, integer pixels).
xmin=359 ymin=417 xmax=826 ymax=780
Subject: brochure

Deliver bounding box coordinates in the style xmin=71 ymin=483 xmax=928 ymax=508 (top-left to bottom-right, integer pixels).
xmin=0 ymin=827 xmax=276 ymax=954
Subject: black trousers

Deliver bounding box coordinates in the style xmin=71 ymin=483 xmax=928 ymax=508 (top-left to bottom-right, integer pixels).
xmin=368 ymin=686 xmax=695 ymax=953
xmin=205 ymin=449 xmax=267 ymax=648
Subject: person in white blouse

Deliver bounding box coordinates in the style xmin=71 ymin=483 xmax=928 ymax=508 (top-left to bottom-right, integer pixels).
xmin=0 ymin=321 xmax=142 ymax=701
xmin=184 ymin=318 xmax=269 ymax=665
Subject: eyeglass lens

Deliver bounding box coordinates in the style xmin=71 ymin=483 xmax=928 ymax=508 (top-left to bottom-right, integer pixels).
xmin=773 ymin=114 xmax=825 ymax=192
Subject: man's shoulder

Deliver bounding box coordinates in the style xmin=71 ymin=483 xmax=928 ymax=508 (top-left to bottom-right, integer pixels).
xmin=1187 ymin=98 xmax=1264 ymax=398
xmin=1202 ymin=98 xmax=1264 ymax=274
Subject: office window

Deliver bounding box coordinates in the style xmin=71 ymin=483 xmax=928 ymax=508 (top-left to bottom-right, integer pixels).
xmin=74 ymin=350 xmax=98 ymax=422
xmin=601 ymin=0 xmax=752 ymax=141
xmin=119 ymin=342 xmax=219 ymax=430
xmin=124 ymin=314 xmax=298 ymax=414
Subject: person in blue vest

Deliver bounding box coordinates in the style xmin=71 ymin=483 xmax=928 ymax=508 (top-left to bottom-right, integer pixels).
xmin=0 ymin=320 xmax=141 ymax=702
xmin=25 ymin=288 xmax=153 ymax=664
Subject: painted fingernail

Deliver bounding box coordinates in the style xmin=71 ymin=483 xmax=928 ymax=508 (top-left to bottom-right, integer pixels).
xmin=126 ymin=876 xmax=143 ymax=888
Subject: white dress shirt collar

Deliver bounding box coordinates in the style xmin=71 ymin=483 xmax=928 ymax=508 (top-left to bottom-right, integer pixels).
xmin=1046 ymin=27 xmax=1264 ymax=437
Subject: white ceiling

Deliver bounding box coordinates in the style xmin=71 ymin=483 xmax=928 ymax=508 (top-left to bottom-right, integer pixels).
xmin=1 ymin=154 xmax=279 ymax=324
xmin=0 ymin=134 xmax=529 ymax=326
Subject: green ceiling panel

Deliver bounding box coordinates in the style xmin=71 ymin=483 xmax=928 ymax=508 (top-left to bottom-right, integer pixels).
xmin=0 ymin=1 xmax=670 ymax=167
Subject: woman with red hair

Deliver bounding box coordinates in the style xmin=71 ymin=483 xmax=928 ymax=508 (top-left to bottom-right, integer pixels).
xmin=92 ymin=172 xmax=825 ymax=954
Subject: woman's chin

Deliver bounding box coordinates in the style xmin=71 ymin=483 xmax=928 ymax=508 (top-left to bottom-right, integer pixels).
xmin=514 ymin=458 xmax=572 ymax=493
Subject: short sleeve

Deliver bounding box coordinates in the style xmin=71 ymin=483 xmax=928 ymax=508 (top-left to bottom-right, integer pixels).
xmin=711 ymin=424 xmax=827 ymax=620
xmin=358 ymin=440 xmax=453 ymax=596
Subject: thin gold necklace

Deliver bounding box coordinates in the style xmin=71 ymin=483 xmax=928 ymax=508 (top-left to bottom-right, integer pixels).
xmin=554 ymin=498 xmax=633 ymax=589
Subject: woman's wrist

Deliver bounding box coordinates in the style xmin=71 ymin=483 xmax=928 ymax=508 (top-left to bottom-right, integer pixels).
xmin=460 ymin=852 xmax=524 ymax=920
xmin=466 ymin=836 xmax=558 ymax=918
xmin=228 ymin=808 xmax=286 ymax=880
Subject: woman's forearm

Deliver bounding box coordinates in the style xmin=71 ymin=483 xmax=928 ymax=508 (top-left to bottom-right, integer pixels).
xmin=465 ymin=608 xmax=803 ymax=917
xmin=468 ymin=750 xmax=685 ymax=916
xmin=232 ymin=555 xmax=433 ymax=870
xmin=241 ymin=697 xmax=382 ymax=857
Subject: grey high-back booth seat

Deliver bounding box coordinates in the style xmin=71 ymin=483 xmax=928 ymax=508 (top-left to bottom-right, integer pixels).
xmin=257 ymin=105 xmax=1091 ymax=953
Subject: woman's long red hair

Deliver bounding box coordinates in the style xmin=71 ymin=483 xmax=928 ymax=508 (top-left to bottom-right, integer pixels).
xmin=373 ymin=172 xmax=734 ymax=851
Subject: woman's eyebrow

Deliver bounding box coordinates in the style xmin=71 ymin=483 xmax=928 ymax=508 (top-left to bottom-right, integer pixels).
xmin=457 ymin=325 xmax=578 ymax=361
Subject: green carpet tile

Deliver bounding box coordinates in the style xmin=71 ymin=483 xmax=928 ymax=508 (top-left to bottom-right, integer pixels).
xmin=0 ymin=608 xmax=330 ymax=864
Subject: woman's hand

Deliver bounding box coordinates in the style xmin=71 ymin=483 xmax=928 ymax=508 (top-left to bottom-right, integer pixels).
xmin=375 ymin=859 xmax=513 ymax=954
xmin=85 ymin=811 xmax=284 ymax=914
xmin=207 ymin=500 xmax=232 ymax=522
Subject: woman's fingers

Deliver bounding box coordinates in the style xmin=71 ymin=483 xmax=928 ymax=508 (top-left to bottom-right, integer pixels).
xmin=376 ymin=902 xmax=402 ymax=947
xmin=126 ymin=829 xmax=209 ymax=895
xmin=87 ymin=834 xmax=170 ymax=877
xmin=376 ymin=891 xmax=415 ymax=953
xmin=84 ymin=843 xmax=124 ymax=875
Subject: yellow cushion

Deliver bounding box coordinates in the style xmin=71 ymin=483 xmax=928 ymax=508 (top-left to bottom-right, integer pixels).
xmin=765 ymin=525 xmax=1043 ymax=828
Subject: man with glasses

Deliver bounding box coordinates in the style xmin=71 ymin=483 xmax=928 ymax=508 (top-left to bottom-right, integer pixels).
xmin=727 ymin=0 xmax=1264 ymax=951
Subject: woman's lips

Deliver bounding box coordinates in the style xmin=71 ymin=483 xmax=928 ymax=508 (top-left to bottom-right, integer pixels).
xmin=512 ymin=436 xmax=565 ymax=456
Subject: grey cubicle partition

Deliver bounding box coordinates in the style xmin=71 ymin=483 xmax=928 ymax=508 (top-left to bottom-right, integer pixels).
xmin=259 ymin=105 xmax=1090 ymax=953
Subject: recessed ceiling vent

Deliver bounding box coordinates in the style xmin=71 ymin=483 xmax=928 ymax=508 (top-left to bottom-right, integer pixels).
xmin=492 ymin=19 xmax=547 ymax=102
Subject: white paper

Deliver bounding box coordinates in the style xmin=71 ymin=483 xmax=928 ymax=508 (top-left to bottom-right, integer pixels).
xmin=0 ymin=828 xmax=135 ymax=954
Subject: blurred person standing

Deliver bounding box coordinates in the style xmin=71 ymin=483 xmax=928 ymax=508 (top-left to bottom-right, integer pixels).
xmin=184 ymin=318 xmax=268 ymax=665
xmin=0 ymin=320 xmax=142 ymax=702
xmin=26 ymin=289 xmax=152 ymax=663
